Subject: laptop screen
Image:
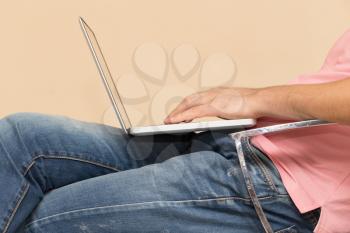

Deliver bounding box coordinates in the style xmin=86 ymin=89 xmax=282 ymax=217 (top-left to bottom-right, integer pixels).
xmin=80 ymin=18 xmax=132 ymax=132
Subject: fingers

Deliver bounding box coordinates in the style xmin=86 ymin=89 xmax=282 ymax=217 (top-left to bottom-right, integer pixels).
xmin=169 ymin=92 xmax=208 ymax=116
xmin=165 ymin=105 xmax=216 ymax=124
xmin=164 ymin=90 xmax=215 ymax=123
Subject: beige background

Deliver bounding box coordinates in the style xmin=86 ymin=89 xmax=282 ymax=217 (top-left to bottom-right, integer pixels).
xmin=0 ymin=0 xmax=349 ymax=125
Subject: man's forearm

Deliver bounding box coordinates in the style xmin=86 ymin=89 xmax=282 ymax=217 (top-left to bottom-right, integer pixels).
xmin=254 ymin=78 xmax=350 ymax=124
xmin=165 ymin=78 xmax=350 ymax=125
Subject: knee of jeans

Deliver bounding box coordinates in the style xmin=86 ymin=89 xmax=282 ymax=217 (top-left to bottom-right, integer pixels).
xmin=1 ymin=112 xmax=61 ymax=150
xmin=0 ymin=113 xmax=45 ymax=169
xmin=3 ymin=112 xmax=48 ymax=125
xmin=2 ymin=112 xmax=51 ymax=136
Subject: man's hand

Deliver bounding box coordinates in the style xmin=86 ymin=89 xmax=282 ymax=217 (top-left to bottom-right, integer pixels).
xmin=164 ymin=87 xmax=260 ymax=124
xmin=164 ymin=77 xmax=350 ymax=125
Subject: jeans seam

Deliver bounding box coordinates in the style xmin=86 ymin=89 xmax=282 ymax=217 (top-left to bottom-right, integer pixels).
xmin=250 ymin=151 xmax=278 ymax=193
xmin=245 ymin=140 xmax=278 ymax=193
xmin=25 ymin=194 xmax=289 ymax=229
xmin=1 ymin=183 xmax=30 ymax=233
xmin=23 ymin=154 xmax=121 ymax=176
xmin=274 ymin=224 xmax=296 ymax=233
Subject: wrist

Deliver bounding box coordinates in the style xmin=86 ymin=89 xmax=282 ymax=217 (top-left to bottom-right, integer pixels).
xmin=250 ymin=85 xmax=309 ymax=120
xmin=248 ymin=87 xmax=276 ymax=119
xmin=239 ymin=87 xmax=267 ymax=119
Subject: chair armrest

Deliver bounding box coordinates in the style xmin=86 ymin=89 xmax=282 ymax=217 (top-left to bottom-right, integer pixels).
xmin=228 ymin=119 xmax=334 ymax=233
xmin=230 ymin=119 xmax=334 ymax=139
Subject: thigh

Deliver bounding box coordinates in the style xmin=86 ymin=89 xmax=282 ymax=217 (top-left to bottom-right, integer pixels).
xmin=0 ymin=112 xmax=192 ymax=233
xmin=24 ymin=151 xmax=255 ymax=233
xmin=1 ymin=112 xmax=193 ymax=189
xmin=24 ymin=148 xmax=310 ymax=233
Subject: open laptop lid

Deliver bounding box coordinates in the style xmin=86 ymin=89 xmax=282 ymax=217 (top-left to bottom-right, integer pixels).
xmin=79 ymin=17 xmax=132 ymax=133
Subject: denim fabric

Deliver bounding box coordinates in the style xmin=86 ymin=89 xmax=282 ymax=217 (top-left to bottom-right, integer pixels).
xmin=0 ymin=112 xmax=319 ymax=233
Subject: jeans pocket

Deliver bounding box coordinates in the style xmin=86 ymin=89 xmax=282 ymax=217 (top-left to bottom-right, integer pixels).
xmin=275 ymin=225 xmax=298 ymax=233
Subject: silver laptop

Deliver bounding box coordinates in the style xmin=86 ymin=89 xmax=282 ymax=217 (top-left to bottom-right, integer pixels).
xmin=79 ymin=17 xmax=256 ymax=136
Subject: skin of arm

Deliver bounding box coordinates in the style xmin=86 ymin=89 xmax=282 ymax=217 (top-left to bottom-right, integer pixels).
xmin=164 ymin=77 xmax=350 ymax=125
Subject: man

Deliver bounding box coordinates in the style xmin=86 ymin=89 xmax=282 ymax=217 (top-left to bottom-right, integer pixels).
xmin=1 ymin=30 xmax=349 ymax=233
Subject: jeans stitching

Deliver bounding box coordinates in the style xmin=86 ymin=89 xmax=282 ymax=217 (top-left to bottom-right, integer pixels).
xmin=252 ymin=149 xmax=278 ymax=192
xmin=250 ymin=151 xmax=277 ymax=192
xmin=23 ymin=154 xmax=121 ymax=176
xmin=6 ymin=155 xmax=121 ymax=232
xmin=274 ymin=224 xmax=296 ymax=233
xmin=244 ymin=139 xmax=278 ymax=192
xmin=1 ymin=183 xmax=30 ymax=233
xmin=25 ymin=194 xmax=289 ymax=229
xmin=245 ymin=140 xmax=276 ymax=191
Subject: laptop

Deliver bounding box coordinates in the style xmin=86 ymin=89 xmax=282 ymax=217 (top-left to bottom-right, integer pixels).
xmin=79 ymin=17 xmax=256 ymax=136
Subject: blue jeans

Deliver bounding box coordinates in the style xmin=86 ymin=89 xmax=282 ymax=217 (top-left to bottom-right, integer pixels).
xmin=0 ymin=113 xmax=320 ymax=233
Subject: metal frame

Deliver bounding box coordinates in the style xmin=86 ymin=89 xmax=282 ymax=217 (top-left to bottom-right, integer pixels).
xmin=229 ymin=119 xmax=334 ymax=232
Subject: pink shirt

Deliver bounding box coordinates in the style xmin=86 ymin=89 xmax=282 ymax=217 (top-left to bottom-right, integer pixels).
xmin=251 ymin=29 xmax=350 ymax=233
